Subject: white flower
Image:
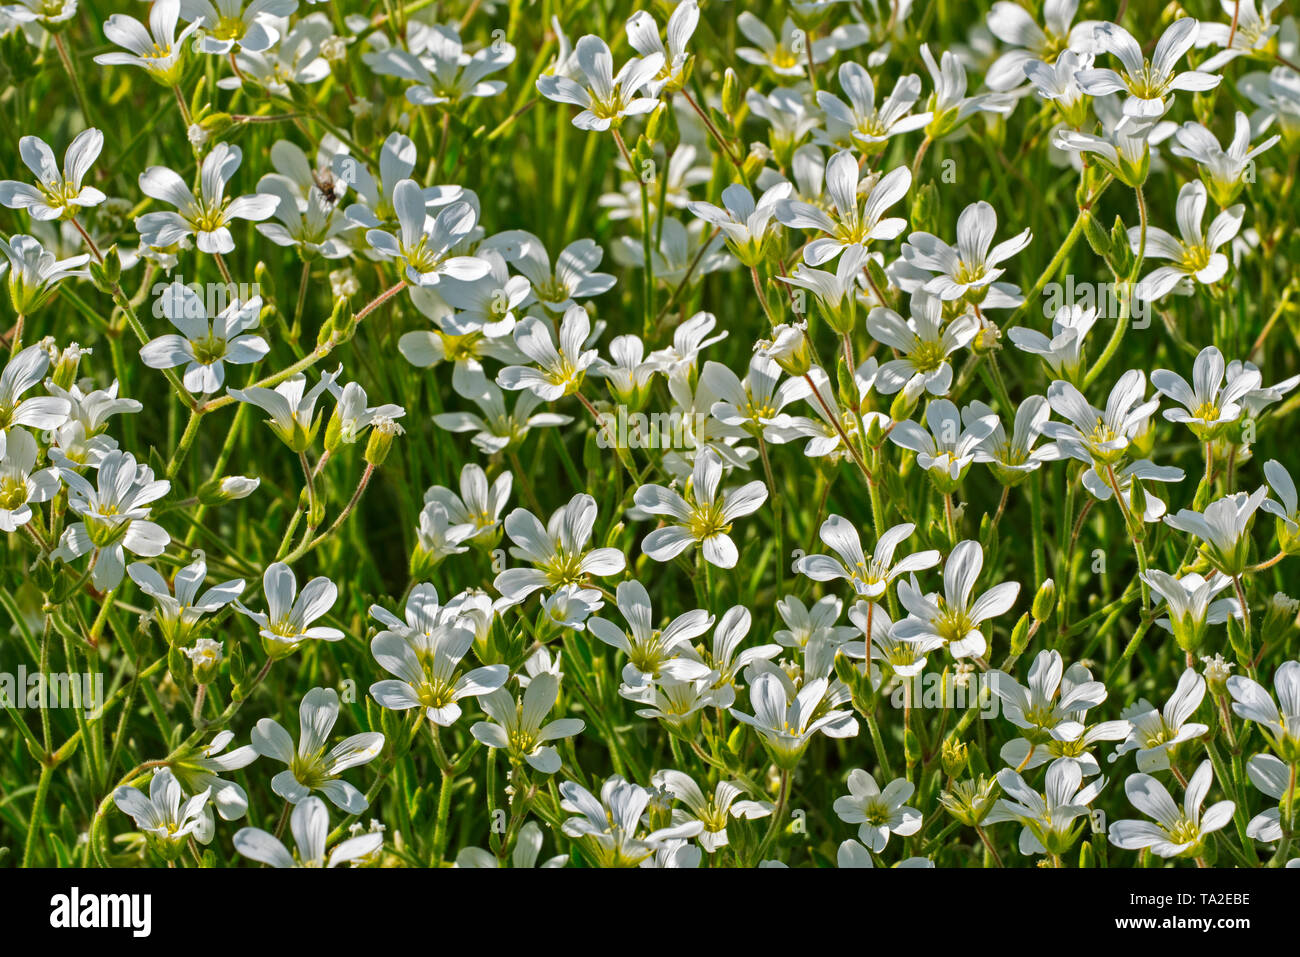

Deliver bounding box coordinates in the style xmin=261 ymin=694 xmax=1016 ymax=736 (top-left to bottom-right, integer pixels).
xmin=234 ymin=795 xmax=383 ymax=868
xmin=671 ymin=605 xmax=781 ymax=708
xmin=455 ymin=820 xmax=567 ymax=868
xmin=919 ymin=42 xmax=1015 ymax=138
xmin=252 ymin=687 xmax=384 ymax=813
xmin=703 ymin=355 xmax=808 ymax=443
xmin=1054 ymin=107 xmax=1171 ymax=187
xmin=1142 ymin=570 xmax=1241 ymax=653
xmin=53 ymin=450 xmax=170 ymax=592
xmin=1227 ymin=660 xmax=1300 ymax=760
xmin=140 ymin=283 xmax=267 ymax=394
xmin=1244 ymin=752 xmax=1291 ymax=843
xmin=774 ymin=594 xmax=856 ymax=649
xmin=1171 ymin=111 xmax=1279 ymax=206
xmin=1196 ymin=0 xmax=1287 ymax=71
xmin=483 ymin=229 xmax=615 ymax=312
xmin=966 ymin=396 xmax=1065 ymax=484
xmin=900 ymin=200 xmax=1032 ymax=303
xmin=227 ymin=366 xmax=340 ymax=451
xmin=1077 ymin=19 xmax=1220 ymax=118
xmin=471 ymin=672 xmax=584 ymax=774
xmin=137 ymin=143 xmax=277 ymax=255
xmin=730 ymin=671 xmax=856 ymax=769
xmin=634 ymin=447 xmax=768 ymax=569
xmin=535 ymin=34 xmax=663 ymax=132
xmin=1131 ymin=181 xmax=1243 ymax=302
xmin=422 ymin=463 xmax=511 ymax=544
xmin=1239 ymin=67 xmax=1300 ymax=145
xmin=363 ymin=179 xmax=489 ymax=287
xmin=0 ymin=235 xmax=89 ymax=315
xmin=1024 ymin=50 xmax=1093 ymax=127
xmin=180 ymin=0 xmax=297 ymax=55
xmin=497 ymin=305 xmax=599 ymax=401
xmin=988 ymin=649 xmax=1109 ymax=743
xmin=888 ymin=398 xmax=999 ymax=491
xmin=233 ymin=561 xmax=345 ymax=655
xmin=625 ymin=0 xmax=698 ymax=95
xmin=0 ymin=428 xmax=60 ymax=532
xmin=94 ymin=0 xmax=199 ymax=85
xmin=325 ymin=379 xmax=404 ymax=446
xmin=1109 ymin=760 xmax=1234 ymax=858
xmin=363 ymin=22 xmax=515 ymax=107
xmin=1164 ymin=487 xmax=1269 ymax=576
xmin=833 ymin=769 xmax=922 ymax=851
xmin=0 ymin=129 xmax=105 ymax=222
xmin=369 ymin=616 xmax=506 ymax=727
xmin=987 ymin=758 xmax=1105 ymax=857
xmin=112 ymin=767 xmax=212 ymax=859
xmin=868 ymin=293 xmax=979 ymax=398
xmin=1152 ymin=345 xmax=1260 ymax=440
xmin=494 ymin=492 xmax=626 ymax=603
xmin=818 ymin=62 xmax=931 ymax=150
xmin=652 ymin=769 xmax=771 ymax=853
xmin=984 ymin=0 xmax=1096 ymax=91
xmin=170 ymin=729 xmax=258 ymax=820
xmin=127 ymin=556 xmax=243 ymax=647
xmin=775 ymin=151 xmax=911 ymax=265
xmin=895 ymin=539 xmax=1020 ymax=660
xmin=848 ymin=601 xmax=942 ymax=678
xmin=797 ymin=515 xmax=940 ymax=599
xmin=0 ymin=345 xmax=70 ymax=432
xmin=1042 ymin=369 xmax=1159 ymax=466
xmin=432 ymin=362 xmax=572 ymax=455
xmin=687 ymin=180 xmax=792 ymax=267
xmin=588 ymin=579 xmax=714 ymax=689
xmin=1113 ymin=668 xmax=1209 ymax=772
xmin=559 ymin=775 xmax=702 ymax=866
xmin=1262 ymin=459 xmax=1300 ymax=542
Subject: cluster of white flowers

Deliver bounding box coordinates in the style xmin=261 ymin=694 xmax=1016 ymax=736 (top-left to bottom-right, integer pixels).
xmin=2 ymin=0 xmax=1299 ymax=872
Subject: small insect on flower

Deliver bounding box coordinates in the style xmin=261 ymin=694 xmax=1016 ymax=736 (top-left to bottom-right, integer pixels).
xmin=252 ymin=687 xmax=385 ymax=814
xmin=0 ymin=129 xmax=105 ymax=222
xmin=234 ymin=795 xmax=384 ymax=868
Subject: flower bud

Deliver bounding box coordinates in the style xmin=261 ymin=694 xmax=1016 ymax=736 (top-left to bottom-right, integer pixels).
xmin=941 ymin=738 xmax=969 ymax=779
xmin=182 ymin=638 xmax=223 ymax=685
xmin=1031 ymin=578 xmax=1057 ymax=623
xmin=198 ymin=475 xmax=260 ymax=505
xmin=758 ymin=324 xmax=811 ymax=377
xmin=365 ymin=418 xmax=404 ymax=466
